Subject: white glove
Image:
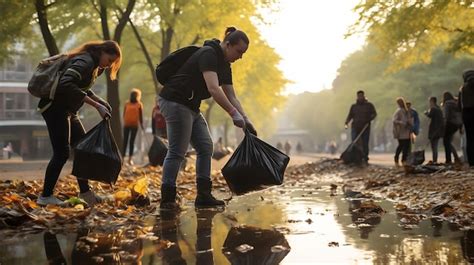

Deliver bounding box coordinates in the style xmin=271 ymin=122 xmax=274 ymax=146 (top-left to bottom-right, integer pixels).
xmin=228 ymin=108 xmax=245 ymax=128
xmin=96 ymin=104 xmax=111 ymax=119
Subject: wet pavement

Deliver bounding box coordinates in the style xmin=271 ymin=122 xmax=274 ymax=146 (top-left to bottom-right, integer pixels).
xmin=1 ymin=176 xmax=472 ymax=265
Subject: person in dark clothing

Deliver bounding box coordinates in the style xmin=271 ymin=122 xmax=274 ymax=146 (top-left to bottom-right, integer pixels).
xmin=442 ymin=91 xmax=462 ymax=164
xmin=424 ymin=96 xmax=445 ymax=164
xmin=459 ymin=69 xmax=474 ymax=166
xmin=344 ymin=90 xmax=377 ymax=163
xmin=406 ymin=101 xmax=420 ymax=146
xmin=36 ymin=40 xmax=122 ymax=206
xmin=158 ymin=27 xmax=257 ymax=210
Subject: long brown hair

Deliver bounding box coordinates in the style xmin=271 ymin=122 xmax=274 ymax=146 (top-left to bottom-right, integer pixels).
xmin=66 ymin=40 xmax=122 ymax=80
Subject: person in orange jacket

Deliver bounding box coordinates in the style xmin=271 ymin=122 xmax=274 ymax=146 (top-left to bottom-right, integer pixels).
xmin=123 ymin=88 xmax=144 ymax=165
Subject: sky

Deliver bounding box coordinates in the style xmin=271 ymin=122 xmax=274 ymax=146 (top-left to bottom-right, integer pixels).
xmin=257 ymin=0 xmax=367 ymax=95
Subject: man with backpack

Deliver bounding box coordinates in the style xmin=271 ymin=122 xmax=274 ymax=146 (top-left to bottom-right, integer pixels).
xmin=157 ymin=27 xmax=257 ymax=210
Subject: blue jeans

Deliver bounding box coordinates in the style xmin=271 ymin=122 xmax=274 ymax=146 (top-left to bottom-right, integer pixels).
xmin=159 ymin=97 xmax=213 ymax=187
xmin=351 ymin=127 xmax=370 ymax=161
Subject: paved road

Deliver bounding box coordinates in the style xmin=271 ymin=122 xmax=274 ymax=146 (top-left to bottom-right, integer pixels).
xmin=0 ymin=152 xmax=447 ymax=181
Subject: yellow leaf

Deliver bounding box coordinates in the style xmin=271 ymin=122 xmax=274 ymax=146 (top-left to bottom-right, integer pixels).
xmin=114 ymin=190 xmax=132 ymax=201
xmin=132 ymin=177 xmax=148 ymax=197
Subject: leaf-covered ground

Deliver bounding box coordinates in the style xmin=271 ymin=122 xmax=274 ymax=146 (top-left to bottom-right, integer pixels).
xmin=1 ymin=157 xmax=473 ymax=240
xmin=285 ymin=159 xmax=474 ymax=230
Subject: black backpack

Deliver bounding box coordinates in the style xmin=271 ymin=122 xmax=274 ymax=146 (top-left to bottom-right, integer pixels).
xmin=155 ymin=46 xmax=200 ymax=85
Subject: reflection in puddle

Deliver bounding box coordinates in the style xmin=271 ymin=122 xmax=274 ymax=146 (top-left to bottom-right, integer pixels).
xmin=222 ymin=225 xmax=291 ymax=265
xmin=0 ymin=181 xmax=472 ymax=264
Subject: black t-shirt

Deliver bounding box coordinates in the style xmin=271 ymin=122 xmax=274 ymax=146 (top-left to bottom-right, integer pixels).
xmin=160 ymin=40 xmax=232 ymax=112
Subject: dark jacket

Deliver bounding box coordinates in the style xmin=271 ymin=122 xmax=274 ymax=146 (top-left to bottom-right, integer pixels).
xmin=38 ymin=52 xmax=101 ymax=113
xmin=409 ymin=108 xmax=420 ymax=135
xmin=425 ymin=105 xmax=444 ymax=140
xmin=443 ymin=99 xmax=462 ymax=126
xmin=459 ymin=69 xmax=474 ymax=109
xmin=345 ymin=98 xmax=377 ymax=131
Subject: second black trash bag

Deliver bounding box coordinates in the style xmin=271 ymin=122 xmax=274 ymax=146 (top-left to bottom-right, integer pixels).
xmin=72 ymin=119 xmax=122 ymax=185
xmin=148 ymin=136 xmax=168 ymax=166
xmin=221 ymin=130 xmax=290 ymax=195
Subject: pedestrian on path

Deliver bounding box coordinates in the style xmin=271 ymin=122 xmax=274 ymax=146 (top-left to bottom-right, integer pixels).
xmin=424 ymin=96 xmax=444 ymax=164
xmin=344 ymin=90 xmax=377 ymax=163
xmin=393 ymin=97 xmax=413 ymax=166
xmin=458 ymin=69 xmax=474 ymax=166
xmin=122 ymin=88 xmax=144 ymax=165
xmin=406 ymin=101 xmax=420 ymax=146
xmin=441 ymin=91 xmax=462 ymax=164
xmin=151 ymin=96 xmax=167 ymax=138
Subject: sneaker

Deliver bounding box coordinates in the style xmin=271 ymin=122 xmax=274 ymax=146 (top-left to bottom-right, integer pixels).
xmin=37 ymin=195 xmax=66 ymax=206
xmin=79 ymin=190 xmax=106 ymax=206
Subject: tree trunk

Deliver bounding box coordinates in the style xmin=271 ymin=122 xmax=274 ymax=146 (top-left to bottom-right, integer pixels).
xmin=97 ymin=0 xmax=136 ymax=148
xmin=35 ymin=0 xmax=59 ymax=56
xmin=99 ymin=0 xmax=111 ymax=40
xmin=160 ymin=27 xmax=174 ymax=61
xmin=128 ymin=18 xmax=160 ymax=94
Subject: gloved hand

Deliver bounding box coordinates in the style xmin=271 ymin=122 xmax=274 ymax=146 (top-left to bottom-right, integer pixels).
xmin=96 ymin=104 xmax=111 ymax=119
xmin=228 ymin=108 xmax=245 ymax=128
xmin=98 ymin=99 xmax=112 ymax=112
xmin=244 ymin=116 xmax=257 ymax=136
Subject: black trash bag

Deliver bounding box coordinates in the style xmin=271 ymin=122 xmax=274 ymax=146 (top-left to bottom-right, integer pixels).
xmin=222 ymin=225 xmax=291 ymax=265
xmin=148 ymin=136 xmax=168 ymax=166
xmin=221 ymin=130 xmax=290 ymax=195
xmin=406 ymin=150 xmax=425 ymax=166
xmin=340 ymin=141 xmax=364 ymax=165
xmin=72 ymin=119 xmax=122 ymax=185
xmin=341 ymin=124 xmax=368 ymax=165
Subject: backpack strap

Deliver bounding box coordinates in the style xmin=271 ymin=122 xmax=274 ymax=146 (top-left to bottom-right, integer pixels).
xmin=65 ymin=68 xmax=82 ymax=80
xmin=37 ymin=101 xmax=53 ymax=113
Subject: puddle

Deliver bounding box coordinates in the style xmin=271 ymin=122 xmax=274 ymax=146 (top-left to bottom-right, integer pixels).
xmin=0 ymin=180 xmax=472 ymax=264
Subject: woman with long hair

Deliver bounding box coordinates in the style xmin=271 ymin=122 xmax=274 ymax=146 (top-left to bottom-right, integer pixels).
xmin=37 ymin=40 xmax=122 ymax=206
xmin=393 ymin=97 xmax=413 ymax=166
xmin=442 ymin=91 xmax=462 ymax=163
xmin=122 ymin=88 xmax=144 ymax=165
xmin=158 ymin=27 xmax=257 ymax=210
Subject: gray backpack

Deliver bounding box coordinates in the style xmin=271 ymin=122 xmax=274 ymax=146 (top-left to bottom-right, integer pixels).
xmin=28 ymin=54 xmax=69 ymax=99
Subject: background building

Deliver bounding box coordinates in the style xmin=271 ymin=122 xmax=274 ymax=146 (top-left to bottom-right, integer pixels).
xmin=0 ymin=56 xmax=51 ymax=160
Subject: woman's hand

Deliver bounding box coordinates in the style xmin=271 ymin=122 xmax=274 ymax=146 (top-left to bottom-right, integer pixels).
xmin=96 ymin=104 xmax=111 ymax=119
xmin=228 ymin=108 xmax=245 ymax=128
xmin=98 ymin=99 xmax=112 ymax=112
xmin=244 ymin=116 xmax=257 ymax=136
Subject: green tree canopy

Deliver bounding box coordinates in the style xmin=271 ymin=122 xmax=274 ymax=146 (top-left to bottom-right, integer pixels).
xmin=348 ymin=0 xmax=474 ymax=70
